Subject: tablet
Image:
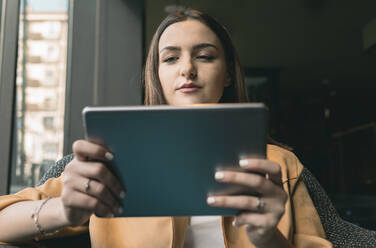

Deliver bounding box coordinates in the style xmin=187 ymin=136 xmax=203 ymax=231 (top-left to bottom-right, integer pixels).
xmin=82 ymin=103 xmax=268 ymax=217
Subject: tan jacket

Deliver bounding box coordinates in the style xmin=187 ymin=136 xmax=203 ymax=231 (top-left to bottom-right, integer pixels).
xmin=0 ymin=145 xmax=332 ymax=247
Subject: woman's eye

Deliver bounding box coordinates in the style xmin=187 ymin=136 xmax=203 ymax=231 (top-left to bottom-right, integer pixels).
xmin=197 ymin=55 xmax=215 ymax=61
xmin=162 ymin=56 xmax=178 ymax=63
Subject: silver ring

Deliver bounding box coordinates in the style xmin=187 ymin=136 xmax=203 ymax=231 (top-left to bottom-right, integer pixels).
xmin=265 ymin=173 xmax=270 ymax=180
xmin=256 ymin=196 xmax=265 ymax=211
xmin=84 ymin=179 xmax=91 ymax=192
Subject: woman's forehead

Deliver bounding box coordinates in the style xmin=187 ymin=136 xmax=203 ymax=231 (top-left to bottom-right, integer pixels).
xmin=158 ymin=19 xmax=221 ymax=51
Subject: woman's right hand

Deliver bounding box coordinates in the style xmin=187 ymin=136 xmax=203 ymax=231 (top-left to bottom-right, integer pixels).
xmin=59 ymin=140 xmax=125 ymax=226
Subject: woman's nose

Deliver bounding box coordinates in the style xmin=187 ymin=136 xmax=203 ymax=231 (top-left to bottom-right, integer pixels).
xmin=180 ymin=58 xmax=197 ymax=79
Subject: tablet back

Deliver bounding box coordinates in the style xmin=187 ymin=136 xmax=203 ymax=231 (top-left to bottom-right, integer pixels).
xmin=83 ymin=103 xmax=267 ymax=217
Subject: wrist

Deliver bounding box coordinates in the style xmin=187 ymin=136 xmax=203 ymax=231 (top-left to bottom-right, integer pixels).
xmin=53 ymin=197 xmax=71 ymax=227
xmin=38 ymin=197 xmax=71 ymax=233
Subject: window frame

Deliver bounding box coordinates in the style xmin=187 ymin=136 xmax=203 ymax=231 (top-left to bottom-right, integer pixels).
xmin=63 ymin=0 xmax=143 ymax=155
xmin=0 ymin=0 xmax=20 ymax=195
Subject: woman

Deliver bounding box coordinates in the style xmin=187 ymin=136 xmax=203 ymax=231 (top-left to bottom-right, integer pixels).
xmin=0 ymin=9 xmax=332 ymax=247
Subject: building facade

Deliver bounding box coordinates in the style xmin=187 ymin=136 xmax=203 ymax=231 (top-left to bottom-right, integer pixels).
xmin=12 ymin=10 xmax=68 ymax=192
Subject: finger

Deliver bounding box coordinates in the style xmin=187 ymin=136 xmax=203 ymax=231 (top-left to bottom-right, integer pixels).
xmin=214 ymin=170 xmax=277 ymax=195
xmin=62 ymin=190 xmax=114 ymax=217
xmin=238 ymin=158 xmax=282 ymax=185
xmin=72 ymin=140 xmax=114 ymax=162
xmin=74 ymin=176 xmax=123 ymax=215
xmin=206 ymin=195 xmax=267 ymax=212
xmin=69 ymin=160 xmax=126 ymax=201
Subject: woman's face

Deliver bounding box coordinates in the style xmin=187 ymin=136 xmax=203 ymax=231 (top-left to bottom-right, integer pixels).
xmin=158 ymin=19 xmax=230 ymax=105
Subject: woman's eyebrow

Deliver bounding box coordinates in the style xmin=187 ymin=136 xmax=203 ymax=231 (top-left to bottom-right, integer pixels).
xmin=159 ymin=43 xmax=217 ymax=54
xmin=192 ymin=43 xmax=218 ymax=51
xmin=159 ymin=46 xmax=180 ymax=54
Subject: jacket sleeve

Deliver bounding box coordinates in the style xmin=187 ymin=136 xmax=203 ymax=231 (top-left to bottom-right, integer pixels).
xmin=291 ymin=176 xmax=333 ymax=247
xmin=268 ymin=145 xmax=332 ymax=247
xmin=0 ymin=174 xmax=88 ymax=245
xmin=288 ymin=154 xmax=333 ymax=247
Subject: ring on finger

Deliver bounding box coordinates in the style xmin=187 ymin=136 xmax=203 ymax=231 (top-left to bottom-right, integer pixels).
xmin=256 ymin=196 xmax=265 ymax=211
xmin=265 ymin=173 xmax=270 ymax=180
xmin=84 ymin=178 xmax=91 ymax=192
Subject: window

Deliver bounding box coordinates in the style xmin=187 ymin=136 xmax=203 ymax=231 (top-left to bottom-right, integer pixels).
xmin=9 ymin=0 xmax=69 ymax=193
xmin=1 ymin=0 xmax=143 ymax=195
xmin=43 ymin=116 xmax=54 ymax=129
xmin=29 ymin=21 xmax=62 ymax=39
xmin=42 ymin=142 xmax=58 ymax=159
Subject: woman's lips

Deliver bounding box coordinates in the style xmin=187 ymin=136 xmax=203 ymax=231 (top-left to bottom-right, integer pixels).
xmin=178 ymin=87 xmax=201 ymax=93
xmin=177 ymin=82 xmax=202 ymax=93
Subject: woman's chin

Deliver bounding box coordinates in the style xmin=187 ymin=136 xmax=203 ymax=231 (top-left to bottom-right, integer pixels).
xmin=169 ymin=97 xmax=205 ymax=106
xmin=168 ymin=95 xmax=220 ymax=106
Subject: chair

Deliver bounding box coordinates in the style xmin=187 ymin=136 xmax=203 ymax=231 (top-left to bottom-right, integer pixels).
xmin=37 ymin=154 xmax=75 ymax=186
xmin=5 ymin=155 xmax=376 ymax=247
xmin=301 ymin=168 xmax=376 ymax=247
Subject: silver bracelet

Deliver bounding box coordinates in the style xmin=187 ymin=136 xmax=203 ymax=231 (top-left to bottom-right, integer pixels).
xmin=31 ymin=197 xmax=52 ymax=236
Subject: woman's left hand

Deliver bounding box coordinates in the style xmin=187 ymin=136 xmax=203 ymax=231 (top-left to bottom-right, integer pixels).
xmin=207 ymin=158 xmax=288 ymax=247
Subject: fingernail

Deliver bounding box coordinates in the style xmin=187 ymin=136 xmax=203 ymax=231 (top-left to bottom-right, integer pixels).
xmin=207 ymin=196 xmax=216 ymax=205
xmin=239 ymin=159 xmax=249 ymax=168
xmin=117 ymin=207 xmax=123 ymax=214
xmin=119 ymin=191 xmax=126 ymax=199
xmin=214 ymin=171 xmax=225 ymax=180
xmin=105 ymin=152 xmax=114 ymax=161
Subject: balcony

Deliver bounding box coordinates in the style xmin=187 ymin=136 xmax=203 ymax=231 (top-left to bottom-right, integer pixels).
xmin=26 ymin=101 xmax=57 ymax=112
xmin=27 ymin=79 xmax=41 ymax=87
xmin=28 ymin=32 xmax=43 ymax=40
xmin=27 ymin=56 xmax=42 ymax=63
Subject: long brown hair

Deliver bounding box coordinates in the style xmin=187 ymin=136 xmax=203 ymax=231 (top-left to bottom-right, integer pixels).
xmin=143 ymin=8 xmax=249 ymax=105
